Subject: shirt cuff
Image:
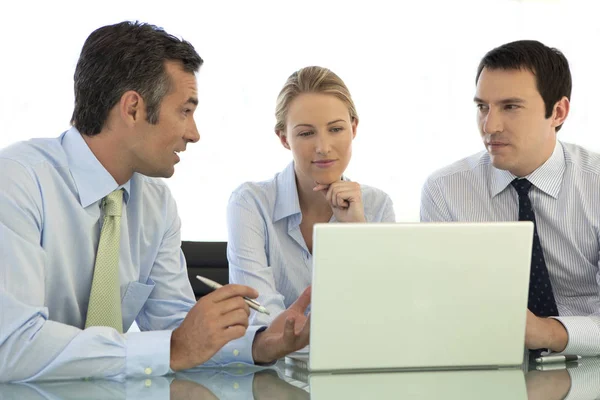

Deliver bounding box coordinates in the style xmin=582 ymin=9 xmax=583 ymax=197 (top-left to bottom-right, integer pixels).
xmin=125 ymin=330 xmax=172 ymax=378
xmin=551 ymin=316 xmax=600 ymax=356
xmin=204 ymin=325 xmax=267 ymax=367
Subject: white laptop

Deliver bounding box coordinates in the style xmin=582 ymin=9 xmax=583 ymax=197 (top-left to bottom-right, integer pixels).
xmin=307 ymin=222 xmax=533 ymax=373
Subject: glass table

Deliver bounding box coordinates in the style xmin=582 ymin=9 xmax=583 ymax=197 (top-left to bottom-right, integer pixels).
xmin=1 ymin=357 xmax=597 ymax=399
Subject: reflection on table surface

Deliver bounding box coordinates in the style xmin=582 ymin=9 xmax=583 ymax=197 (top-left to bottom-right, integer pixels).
xmin=1 ymin=357 xmax=599 ymax=399
xmin=310 ymin=368 xmax=526 ymax=399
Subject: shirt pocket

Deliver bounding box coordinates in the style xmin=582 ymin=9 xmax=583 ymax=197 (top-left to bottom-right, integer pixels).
xmin=120 ymin=279 xmax=156 ymax=331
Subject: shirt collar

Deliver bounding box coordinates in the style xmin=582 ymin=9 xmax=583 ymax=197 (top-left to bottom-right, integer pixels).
xmin=490 ymin=140 xmax=566 ymax=199
xmin=273 ymin=162 xmax=302 ymax=222
xmin=61 ymin=127 xmax=131 ymax=208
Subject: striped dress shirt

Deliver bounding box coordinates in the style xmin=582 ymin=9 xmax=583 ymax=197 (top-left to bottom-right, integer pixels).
xmin=420 ymin=140 xmax=600 ymax=357
xmin=227 ymin=162 xmax=396 ymax=326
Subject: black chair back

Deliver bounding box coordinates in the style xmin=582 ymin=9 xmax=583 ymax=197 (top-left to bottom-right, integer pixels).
xmin=181 ymin=241 xmax=228 ymax=298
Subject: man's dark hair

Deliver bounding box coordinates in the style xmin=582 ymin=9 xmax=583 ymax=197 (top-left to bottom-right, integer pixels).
xmin=71 ymin=21 xmax=203 ymax=135
xmin=476 ymin=40 xmax=571 ymax=132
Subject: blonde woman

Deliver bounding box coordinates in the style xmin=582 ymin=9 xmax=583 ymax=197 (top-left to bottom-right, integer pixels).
xmin=227 ymin=66 xmax=395 ymax=325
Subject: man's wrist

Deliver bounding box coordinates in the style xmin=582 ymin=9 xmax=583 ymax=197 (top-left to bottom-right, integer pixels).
xmin=252 ymin=331 xmax=266 ymax=364
xmin=170 ymin=328 xmax=188 ymax=371
xmin=547 ymin=318 xmax=568 ymax=352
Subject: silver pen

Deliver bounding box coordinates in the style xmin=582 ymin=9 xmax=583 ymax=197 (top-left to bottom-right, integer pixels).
xmin=535 ymin=355 xmax=581 ymax=364
xmin=196 ymin=275 xmax=270 ymax=315
xmin=535 ymin=362 xmax=579 ymax=371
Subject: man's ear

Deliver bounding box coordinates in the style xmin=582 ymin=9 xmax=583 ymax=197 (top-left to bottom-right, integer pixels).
xmin=276 ymin=130 xmax=291 ymax=150
xmin=551 ymin=96 xmax=570 ymax=131
xmin=119 ymin=90 xmax=144 ymax=127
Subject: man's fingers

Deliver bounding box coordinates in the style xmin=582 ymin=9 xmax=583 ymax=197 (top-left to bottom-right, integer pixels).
xmin=291 ymin=286 xmax=311 ymax=312
xmin=295 ymin=315 xmax=311 ymax=347
xmin=207 ymin=284 xmax=258 ymax=303
xmin=217 ymin=296 xmax=250 ymax=316
xmin=296 ymin=313 xmax=311 ymax=336
xmin=283 ymin=317 xmax=296 ymax=342
xmin=221 ymin=324 xmax=248 ymax=343
xmin=219 ymin=308 xmax=251 ymax=330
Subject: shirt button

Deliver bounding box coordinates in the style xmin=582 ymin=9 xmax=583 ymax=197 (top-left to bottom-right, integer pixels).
xmin=233 ymin=382 xmax=240 ymax=389
xmin=145 ymin=379 xmax=152 ymax=387
xmin=233 ymin=349 xmax=240 ymax=356
xmin=144 ymin=367 xmax=152 ymax=375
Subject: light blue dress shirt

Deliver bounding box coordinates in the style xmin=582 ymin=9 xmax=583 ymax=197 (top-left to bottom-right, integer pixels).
xmin=421 ymin=141 xmax=600 ymax=356
xmin=227 ymin=162 xmax=396 ymax=325
xmin=0 ymin=127 xmax=261 ymax=383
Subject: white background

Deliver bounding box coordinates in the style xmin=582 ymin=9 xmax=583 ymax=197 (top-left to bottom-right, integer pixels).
xmin=1 ymin=0 xmax=598 ymax=241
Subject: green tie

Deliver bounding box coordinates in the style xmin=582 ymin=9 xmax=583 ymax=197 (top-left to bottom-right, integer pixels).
xmin=85 ymin=189 xmax=124 ymax=333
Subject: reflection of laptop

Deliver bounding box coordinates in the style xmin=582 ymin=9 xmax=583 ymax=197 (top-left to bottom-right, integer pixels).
xmin=309 ymin=369 xmax=526 ymax=400
xmin=308 ymin=222 xmax=533 ymax=373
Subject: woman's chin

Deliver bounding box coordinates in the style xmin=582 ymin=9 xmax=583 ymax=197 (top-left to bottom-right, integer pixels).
xmin=310 ymin=170 xmax=342 ymax=185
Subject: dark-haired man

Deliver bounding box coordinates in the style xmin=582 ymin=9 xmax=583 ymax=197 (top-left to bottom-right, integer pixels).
xmin=421 ymin=40 xmax=600 ymax=356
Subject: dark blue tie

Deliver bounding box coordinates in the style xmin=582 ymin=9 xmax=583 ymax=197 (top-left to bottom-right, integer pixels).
xmin=511 ymin=178 xmax=558 ymax=317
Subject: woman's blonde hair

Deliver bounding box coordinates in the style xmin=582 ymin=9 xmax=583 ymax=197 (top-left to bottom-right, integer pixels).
xmin=274 ymin=66 xmax=358 ymax=134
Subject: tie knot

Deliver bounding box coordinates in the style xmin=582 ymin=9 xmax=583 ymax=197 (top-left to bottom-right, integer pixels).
xmin=511 ymin=178 xmax=533 ymax=196
xmin=103 ymin=189 xmax=123 ymax=217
